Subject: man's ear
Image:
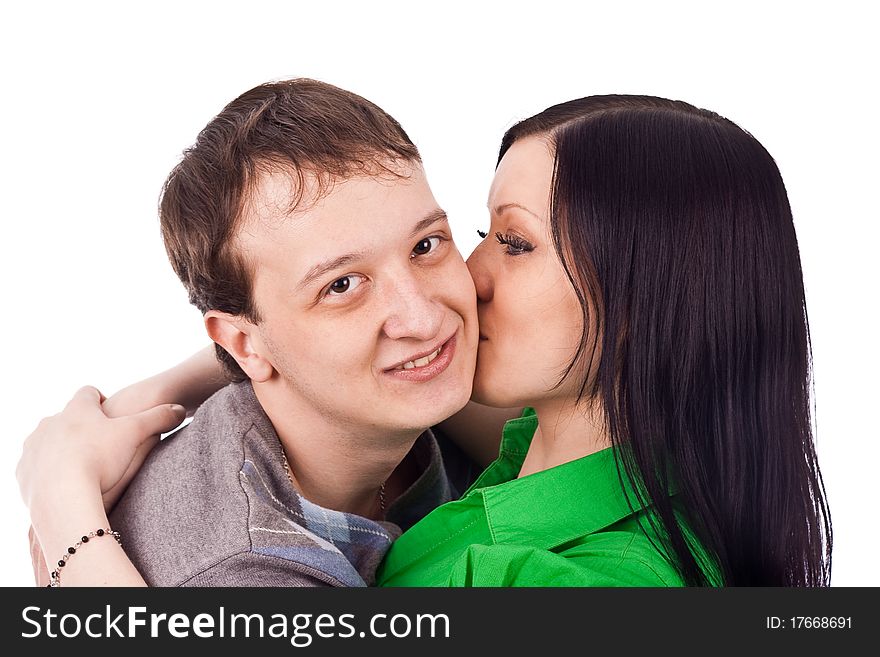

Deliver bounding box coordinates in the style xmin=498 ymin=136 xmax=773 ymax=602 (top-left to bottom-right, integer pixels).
xmin=204 ymin=311 xmax=275 ymax=383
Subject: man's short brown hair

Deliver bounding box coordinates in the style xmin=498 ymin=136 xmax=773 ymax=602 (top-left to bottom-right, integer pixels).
xmin=159 ymin=79 xmax=421 ymax=379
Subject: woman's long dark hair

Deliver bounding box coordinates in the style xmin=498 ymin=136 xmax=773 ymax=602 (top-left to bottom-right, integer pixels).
xmin=499 ymin=96 xmax=832 ymax=586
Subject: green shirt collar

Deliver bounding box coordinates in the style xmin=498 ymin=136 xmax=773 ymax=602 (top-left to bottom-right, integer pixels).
xmin=468 ymin=408 xmax=665 ymax=551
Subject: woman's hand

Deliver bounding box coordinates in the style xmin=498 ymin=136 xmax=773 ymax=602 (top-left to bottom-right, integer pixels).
xmin=17 ymin=386 xmax=186 ymax=516
xmin=16 ymin=387 xmax=181 ymax=586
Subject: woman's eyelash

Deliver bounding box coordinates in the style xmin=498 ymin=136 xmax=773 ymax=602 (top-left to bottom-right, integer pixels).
xmin=495 ymin=231 xmax=535 ymax=254
xmin=477 ymin=229 xmax=487 ymax=238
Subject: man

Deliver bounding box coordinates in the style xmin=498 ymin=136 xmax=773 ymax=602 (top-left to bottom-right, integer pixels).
xmin=19 ymin=79 xmax=480 ymax=586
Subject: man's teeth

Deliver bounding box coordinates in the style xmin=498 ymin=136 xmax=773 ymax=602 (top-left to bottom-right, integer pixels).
xmin=400 ymin=347 xmax=441 ymax=370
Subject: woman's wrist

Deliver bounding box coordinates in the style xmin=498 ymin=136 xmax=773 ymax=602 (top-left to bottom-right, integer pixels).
xmin=29 ymin=474 xmax=109 ymax=572
xmin=29 ymin=476 xmax=147 ymax=586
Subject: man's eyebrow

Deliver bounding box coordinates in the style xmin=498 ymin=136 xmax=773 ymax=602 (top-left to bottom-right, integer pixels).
xmin=297 ymin=251 xmax=368 ymax=291
xmin=410 ymin=208 xmax=449 ymax=238
xmin=491 ymin=202 xmax=543 ymax=221
xmin=296 ymin=209 xmax=449 ymax=291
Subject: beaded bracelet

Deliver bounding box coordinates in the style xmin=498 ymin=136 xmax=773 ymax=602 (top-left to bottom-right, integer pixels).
xmin=48 ymin=528 xmax=122 ymax=587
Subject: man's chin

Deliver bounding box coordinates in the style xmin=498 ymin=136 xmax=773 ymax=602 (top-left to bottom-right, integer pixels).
xmin=397 ymin=391 xmax=472 ymax=432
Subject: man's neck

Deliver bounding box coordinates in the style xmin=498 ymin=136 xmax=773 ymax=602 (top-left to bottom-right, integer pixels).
xmin=252 ymin=380 xmax=423 ymax=520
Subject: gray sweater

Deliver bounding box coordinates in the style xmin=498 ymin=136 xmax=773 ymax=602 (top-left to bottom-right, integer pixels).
xmin=110 ymin=380 xmax=456 ymax=586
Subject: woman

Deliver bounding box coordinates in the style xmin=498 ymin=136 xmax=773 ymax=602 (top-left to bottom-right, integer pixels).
xmin=381 ymin=95 xmax=832 ymax=586
xmin=18 ymin=95 xmax=831 ymax=586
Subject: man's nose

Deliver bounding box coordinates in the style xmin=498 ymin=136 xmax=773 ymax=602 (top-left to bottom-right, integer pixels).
xmin=381 ymin=271 xmax=444 ymax=341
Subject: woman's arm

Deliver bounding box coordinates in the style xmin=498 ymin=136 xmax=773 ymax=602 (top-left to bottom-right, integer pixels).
xmin=435 ymin=401 xmax=522 ymax=469
xmin=104 ymin=345 xmax=516 ymax=472
xmin=102 ymin=345 xmax=229 ymax=419
xmin=18 ymin=387 xmax=187 ymax=586
xmin=24 ymin=346 xmax=228 ymax=585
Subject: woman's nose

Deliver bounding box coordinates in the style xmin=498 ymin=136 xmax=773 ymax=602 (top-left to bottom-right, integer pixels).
xmin=466 ymin=245 xmax=494 ymax=303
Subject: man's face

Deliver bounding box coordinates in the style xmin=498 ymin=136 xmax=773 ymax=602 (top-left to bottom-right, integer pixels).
xmin=237 ymin=163 xmax=478 ymax=433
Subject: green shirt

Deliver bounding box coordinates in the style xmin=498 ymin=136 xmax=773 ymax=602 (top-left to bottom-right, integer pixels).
xmin=378 ymin=408 xmax=721 ymax=587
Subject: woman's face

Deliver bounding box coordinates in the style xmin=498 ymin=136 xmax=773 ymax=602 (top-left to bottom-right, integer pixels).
xmin=467 ymin=135 xmax=586 ymax=409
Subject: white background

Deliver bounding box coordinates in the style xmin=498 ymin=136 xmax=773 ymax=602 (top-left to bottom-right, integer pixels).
xmin=1 ymin=1 xmax=877 ymax=586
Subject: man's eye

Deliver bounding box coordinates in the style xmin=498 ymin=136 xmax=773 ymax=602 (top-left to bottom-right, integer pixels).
xmin=411 ymin=236 xmax=442 ymax=258
xmin=327 ymin=275 xmax=364 ymax=296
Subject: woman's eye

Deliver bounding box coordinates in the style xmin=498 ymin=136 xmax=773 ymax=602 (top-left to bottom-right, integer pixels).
xmin=495 ymin=231 xmax=535 ymax=256
xmin=326 ymin=275 xmax=364 ymax=296
xmin=411 ymin=236 xmax=442 ymax=258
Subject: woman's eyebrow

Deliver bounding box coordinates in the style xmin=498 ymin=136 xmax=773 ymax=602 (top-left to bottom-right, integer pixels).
xmin=492 ymin=202 xmax=542 ymax=221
